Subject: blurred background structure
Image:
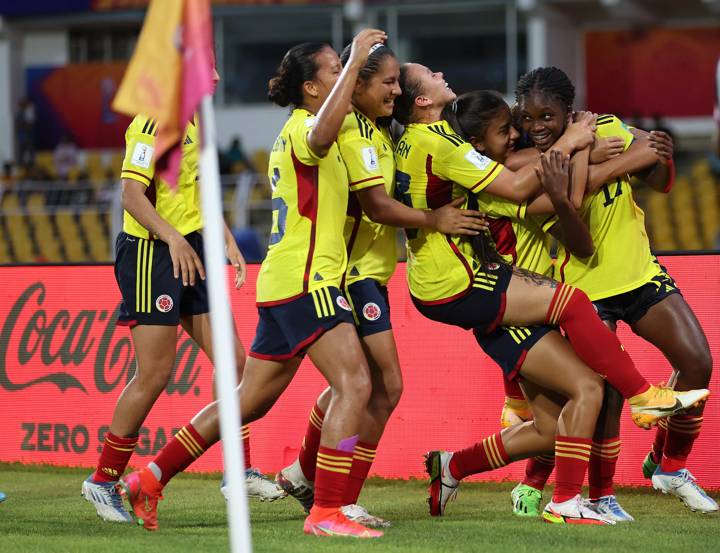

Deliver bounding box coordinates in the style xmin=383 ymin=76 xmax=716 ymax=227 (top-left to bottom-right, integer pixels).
xmin=0 ymin=0 xmax=719 ymax=263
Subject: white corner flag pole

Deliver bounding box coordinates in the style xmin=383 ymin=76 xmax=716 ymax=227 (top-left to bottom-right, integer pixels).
xmin=198 ymin=94 xmax=252 ymax=553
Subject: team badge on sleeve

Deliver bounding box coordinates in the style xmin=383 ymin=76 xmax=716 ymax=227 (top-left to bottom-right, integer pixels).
xmin=336 ymin=295 xmax=352 ymax=311
xmin=362 ymin=146 xmax=379 ymax=171
xmin=131 ymin=142 xmax=154 ymax=169
xmin=362 ymin=302 xmax=381 ymax=321
xmin=464 ymin=149 xmax=492 ymax=170
xmin=155 ymin=294 xmax=173 ymax=313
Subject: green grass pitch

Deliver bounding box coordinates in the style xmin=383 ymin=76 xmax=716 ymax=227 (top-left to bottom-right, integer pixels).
xmin=0 ymin=463 xmax=717 ymax=553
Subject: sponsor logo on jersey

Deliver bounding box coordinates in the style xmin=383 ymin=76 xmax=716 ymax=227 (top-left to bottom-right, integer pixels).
xmin=464 ymin=149 xmax=492 ymax=170
xmin=155 ymin=294 xmax=173 ymax=313
xmin=362 ymin=302 xmax=381 ymax=321
xmin=131 ymin=142 xmax=154 ymax=169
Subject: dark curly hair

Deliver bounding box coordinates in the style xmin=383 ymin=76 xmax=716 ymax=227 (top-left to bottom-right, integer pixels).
xmin=268 ymin=42 xmax=330 ymax=108
xmin=515 ymin=66 xmax=575 ymax=111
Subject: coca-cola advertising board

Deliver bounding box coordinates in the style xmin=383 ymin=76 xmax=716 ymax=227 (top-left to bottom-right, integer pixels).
xmin=1 ymin=258 xmax=718 ymax=488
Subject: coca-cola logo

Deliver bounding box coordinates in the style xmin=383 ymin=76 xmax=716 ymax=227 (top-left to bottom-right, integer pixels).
xmin=0 ymin=282 xmax=202 ymax=396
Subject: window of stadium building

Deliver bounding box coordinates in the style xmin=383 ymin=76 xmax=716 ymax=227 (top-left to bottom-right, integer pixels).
xmin=220 ymin=12 xmax=334 ymax=104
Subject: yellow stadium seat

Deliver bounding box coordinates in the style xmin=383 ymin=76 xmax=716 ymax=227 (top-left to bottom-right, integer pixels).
xmin=86 ymin=151 xmax=108 ymax=185
xmin=0 ymin=223 xmax=10 ymax=264
xmin=35 ymin=151 xmax=57 ymax=179
xmin=31 ymin=213 xmax=62 ymax=262
xmin=80 ymin=210 xmax=111 ymax=261
xmin=251 ymin=149 xmax=269 ymax=175
xmin=5 ymin=215 xmax=35 ymax=262
xmin=55 ymin=211 xmax=87 ymax=262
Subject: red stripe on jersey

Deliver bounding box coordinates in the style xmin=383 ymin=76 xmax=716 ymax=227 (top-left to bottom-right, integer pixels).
xmin=559 ymin=249 xmax=571 ymax=282
xmin=350 ymin=175 xmax=384 ymax=186
xmin=292 ymin=150 xmax=319 ymax=295
xmin=122 ymin=169 xmax=152 ymax=185
xmin=487 ymin=216 xmax=518 ymax=264
xmin=470 ymin=162 xmax=500 ymax=191
xmin=424 ymin=155 xmax=453 ymax=209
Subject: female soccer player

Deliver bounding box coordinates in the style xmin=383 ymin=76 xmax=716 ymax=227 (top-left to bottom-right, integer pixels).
xmin=119 ymin=30 xmax=395 ymax=538
xmin=452 ymin=89 xmax=681 ymax=521
xmin=81 ymin=66 xmax=283 ymax=525
xmin=392 ymin=62 xmax=709 ymax=524
xmin=513 ymin=66 xmax=717 ymax=516
xmin=276 ymin=42 xmax=488 ymax=528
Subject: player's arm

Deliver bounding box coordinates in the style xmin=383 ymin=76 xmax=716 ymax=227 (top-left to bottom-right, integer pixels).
xmin=527 ymin=151 xmax=594 ymax=258
xmin=307 ymin=28 xmax=386 ymax=157
xmin=356 ymin=185 xmax=487 ymax=235
xmin=630 ymin=129 xmax=675 ymax=193
xmin=587 ymin=137 xmax=663 ymax=193
xmin=121 ymin=178 xmax=205 ymax=286
xmin=223 ymin=223 xmax=247 ymax=289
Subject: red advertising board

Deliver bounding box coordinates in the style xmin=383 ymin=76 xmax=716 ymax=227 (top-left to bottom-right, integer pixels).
xmin=0 ymin=258 xmax=719 ymax=488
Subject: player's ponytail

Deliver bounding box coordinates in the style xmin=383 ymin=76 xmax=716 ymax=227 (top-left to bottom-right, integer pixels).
xmin=268 ymin=42 xmax=329 ymax=108
xmin=452 ymin=90 xmax=507 ymax=143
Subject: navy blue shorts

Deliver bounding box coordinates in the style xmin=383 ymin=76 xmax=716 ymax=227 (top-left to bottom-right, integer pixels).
xmin=114 ymin=231 xmax=209 ymax=327
xmin=346 ymin=279 xmax=392 ymax=337
xmin=593 ymin=261 xmax=681 ymax=325
xmin=249 ymin=286 xmax=355 ymax=361
xmin=474 ymin=325 xmax=554 ymax=380
xmin=413 ymin=263 xmax=513 ymax=334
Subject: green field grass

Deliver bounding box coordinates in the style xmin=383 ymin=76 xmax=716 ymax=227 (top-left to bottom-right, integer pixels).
xmin=0 ymin=463 xmax=717 ymax=553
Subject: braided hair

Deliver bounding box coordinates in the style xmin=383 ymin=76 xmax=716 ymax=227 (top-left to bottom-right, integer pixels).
xmin=515 ymin=66 xmax=575 ymax=111
xmin=268 ymin=42 xmax=330 ymax=108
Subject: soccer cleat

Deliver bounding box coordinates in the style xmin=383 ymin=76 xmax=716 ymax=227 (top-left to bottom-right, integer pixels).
xmin=500 ymin=397 xmax=533 ymax=429
xmin=221 ymin=468 xmax=287 ymax=502
xmin=275 ymin=459 xmax=315 ymax=513
xmin=542 ymin=494 xmax=615 ymax=525
xmin=341 ymin=504 xmax=392 ymax=528
xmin=120 ymin=468 xmax=164 ymax=531
xmin=424 ymin=450 xmax=459 ymax=517
xmin=628 ymin=386 xmax=709 ymax=429
xmin=642 ymin=451 xmax=659 ymax=479
xmin=588 ymin=495 xmax=635 ymax=522
xmin=652 ymin=468 xmax=719 ymax=513
xmin=81 ymin=475 xmax=133 ymax=523
xmin=0 ymin=491 xmax=5 ymax=503
xmin=510 ymin=483 xmax=542 ymax=517
xmin=303 ymin=507 xmax=383 ymax=538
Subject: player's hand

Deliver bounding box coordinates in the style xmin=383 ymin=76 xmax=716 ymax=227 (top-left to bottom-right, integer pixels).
xmin=168 ymin=234 xmax=205 ymax=286
xmin=565 ymin=111 xmax=597 ymax=151
xmin=649 ymin=130 xmax=674 ymax=164
xmin=347 ymin=28 xmax=388 ymax=70
xmin=590 ymin=136 xmax=624 ymax=164
xmin=535 ymin=150 xmax=570 ymax=203
xmin=225 ymin=238 xmax=247 ymax=289
xmin=429 ymin=196 xmax=489 ymax=236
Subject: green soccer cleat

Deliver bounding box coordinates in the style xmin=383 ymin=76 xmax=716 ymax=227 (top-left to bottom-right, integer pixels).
xmin=511 ymin=483 xmax=542 ymax=517
xmin=642 ymin=451 xmax=659 ymax=479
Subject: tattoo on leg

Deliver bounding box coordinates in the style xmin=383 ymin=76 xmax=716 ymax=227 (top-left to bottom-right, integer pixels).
xmin=512 ymin=266 xmax=559 ymax=289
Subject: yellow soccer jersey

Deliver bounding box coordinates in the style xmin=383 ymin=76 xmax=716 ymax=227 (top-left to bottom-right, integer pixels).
xmin=257 ymin=109 xmax=349 ymax=305
xmin=394 ymin=120 xmax=508 ymax=303
xmin=120 ymin=115 xmax=203 ymax=239
xmin=555 ymin=114 xmax=657 ymax=300
xmin=485 ymin=207 xmax=555 ymax=277
xmin=337 ymin=110 xmax=397 ymax=287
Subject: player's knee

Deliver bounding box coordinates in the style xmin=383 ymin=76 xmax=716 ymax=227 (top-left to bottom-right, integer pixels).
xmin=333 ymin=363 xmax=372 ymax=409
xmin=134 ymin=361 xmax=174 ymax=393
xmin=682 ymin=347 xmax=713 ymax=386
xmin=576 ymin=373 xmax=604 ymax=414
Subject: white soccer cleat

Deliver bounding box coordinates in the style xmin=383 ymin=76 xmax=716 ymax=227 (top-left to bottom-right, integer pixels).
xmin=221 ymin=468 xmax=287 ymax=502
xmin=275 ymin=459 xmax=315 ymax=513
xmin=652 ymin=468 xmax=719 ymax=513
xmin=542 ymin=494 xmax=615 ymax=525
xmin=81 ymin=475 xmax=133 ymax=523
xmin=425 ymin=450 xmax=460 ymax=517
xmin=341 ymin=504 xmax=392 ymax=528
xmin=587 ymin=495 xmax=635 ymax=522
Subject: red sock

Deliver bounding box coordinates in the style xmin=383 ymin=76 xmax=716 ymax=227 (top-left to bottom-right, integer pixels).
xmin=522 ymin=454 xmax=555 ymax=490
xmin=546 ymin=285 xmax=649 ymax=399
xmin=503 ymin=376 xmax=525 ymax=401
xmin=241 ymin=425 xmax=251 ymax=468
xmin=342 ymin=441 xmax=377 ymax=505
xmin=298 ymin=403 xmax=324 ymax=481
xmin=313 ymin=446 xmax=353 ymax=508
xmin=650 ymin=419 xmax=668 ymax=464
xmin=151 ymin=424 xmax=209 ymax=486
xmin=588 ymin=437 xmax=621 ymax=500
xmin=660 ymin=414 xmax=704 ymax=473
xmin=93 ymin=432 xmax=138 ymax=482
xmin=449 ymin=432 xmax=509 ymax=480
xmin=553 ymin=435 xmax=591 ymax=503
